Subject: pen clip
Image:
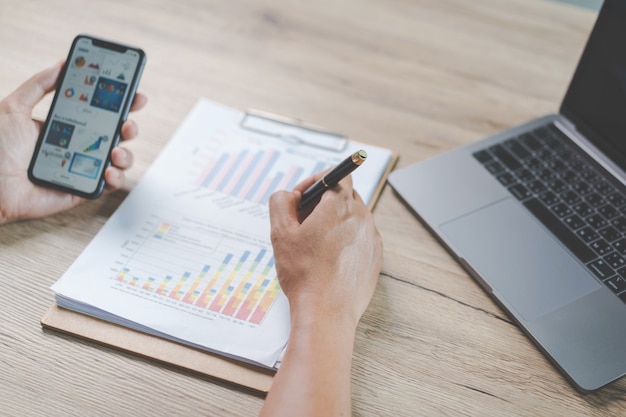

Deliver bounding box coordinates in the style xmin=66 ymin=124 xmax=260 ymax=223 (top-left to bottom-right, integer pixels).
xmin=240 ymin=110 xmax=348 ymax=152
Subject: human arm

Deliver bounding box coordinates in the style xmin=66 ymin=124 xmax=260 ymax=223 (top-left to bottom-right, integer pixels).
xmin=261 ymin=173 xmax=383 ymax=417
xmin=0 ymin=61 xmax=147 ymax=225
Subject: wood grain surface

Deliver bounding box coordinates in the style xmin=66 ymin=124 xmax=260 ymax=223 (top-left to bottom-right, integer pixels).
xmin=1 ymin=0 xmax=624 ymax=415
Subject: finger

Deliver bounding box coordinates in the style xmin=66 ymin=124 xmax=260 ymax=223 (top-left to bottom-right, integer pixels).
xmin=130 ymin=92 xmax=147 ymax=112
xmin=104 ymin=166 xmax=125 ymax=190
xmin=319 ymin=173 xmax=355 ymax=203
xmin=338 ymin=172 xmax=354 ymax=189
xmin=10 ymin=61 xmax=63 ymax=110
xmin=269 ymin=190 xmax=300 ymax=231
xmin=120 ymin=119 xmax=138 ymax=141
xmin=110 ymin=147 xmax=133 ymax=170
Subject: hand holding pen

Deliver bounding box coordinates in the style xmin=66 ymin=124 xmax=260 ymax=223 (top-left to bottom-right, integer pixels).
xmin=298 ymin=150 xmax=367 ymax=210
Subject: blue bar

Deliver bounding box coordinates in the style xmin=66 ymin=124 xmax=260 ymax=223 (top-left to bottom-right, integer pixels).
xmin=267 ymin=257 xmax=275 ymax=268
xmin=201 ymin=153 xmax=229 ymax=188
xmin=255 ymin=249 xmax=267 ymax=263
xmin=239 ymin=250 xmax=251 ymax=263
xmin=217 ymin=150 xmax=249 ymax=192
xmin=245 ymin=151 xmax=280 ymax=201
xmin=231 ymin=150 xmax=263 ymax=196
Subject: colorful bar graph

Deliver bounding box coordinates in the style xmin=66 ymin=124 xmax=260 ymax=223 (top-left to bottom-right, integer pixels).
xmin=169 ymin=272 xmax=191 ymax=301
xmin=182 ymin=265 xmax=211 ymax=304
xmin=194 ymin=253 xmax=233 ymax=308
xmin=208 ymin=251 xmax=251 ymax=312
xmin=143 ymin=277 xmax=156 ymax=291
xmin=117 ymin=268 xmax=129 ymax=282
xmin=156 ymin=275 xmax=173 ymax=296
xmin=249 ymin=277 xmax=281 ymax=324
xmin=114 ymin=215 xmax=282 ymax=324
xmin=235 ymin=257 xmax=276 ymax=321
xmin=221 ymin=249 xmax=267 ymax=316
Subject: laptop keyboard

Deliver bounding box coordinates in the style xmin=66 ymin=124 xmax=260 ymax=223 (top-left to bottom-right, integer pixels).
xmin=473 ymin=124 xmax=626 ymax=304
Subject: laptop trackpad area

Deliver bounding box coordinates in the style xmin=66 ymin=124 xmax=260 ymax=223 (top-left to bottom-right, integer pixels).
xmin=441 ymin=198 xmax=600 ymax=321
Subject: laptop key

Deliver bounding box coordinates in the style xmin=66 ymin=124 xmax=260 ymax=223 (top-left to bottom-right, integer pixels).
xmin=598 ymin=204 xmax=619 ymax=220
xmin=497 ymin=172 xmax=517 ymax=186
xmin=606 ymin=193 xmax=626 ymax=208
xmin=473 ymin=150 xmax=493 ymax=163
xmin=588 ymin=259 xmax=614 ymax=279
xmin=573 ymin=202 xmax=594 ymax=217
xmin=561 ymin=190 xmax=581 ymax=205
xmin=577 ymin=226 xmax=599 ymax=243
xmin=613 ymin=238 xmax=626 ymax=255
xmin=604 ymin=275 xmax=626 ymax=294
xmin=586 ymin=192 xmax=605 ymax=207
xmin=599 ymin=226 xmax=621 ymax=243
xmin=509 ymin=184 xmax=531 ymax=200
xmin=591 ymin=239 xmax=612 ymax=256
xmin=485 ymin=161 xmax=505 ymax=175
xmin=538 ymin=191 xmax=560 ymax=206
xmin=587 ymin=214 xmax=607 ymax=229
xmin=564 ymin=215 xmax=586 ymax=230
xmin=604 ymin=252 xmax=626 ymax=269
xmin=504 ymin=138 xmax=531 ymax=159
xmin=491 ymin=144 xmax=522 ymax=171
xmin=552 ymin=203 xmax=572 ymax=218
xmin=520 ymin=133 xmax=541 ymax=150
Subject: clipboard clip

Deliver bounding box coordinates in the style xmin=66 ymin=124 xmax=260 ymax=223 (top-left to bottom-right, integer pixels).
xmin=240 ymin=110 xmax=348 ymax=152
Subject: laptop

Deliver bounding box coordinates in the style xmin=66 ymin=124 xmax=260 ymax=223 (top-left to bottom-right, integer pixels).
xmin=388 ymin=0 xmax=626 ymax=392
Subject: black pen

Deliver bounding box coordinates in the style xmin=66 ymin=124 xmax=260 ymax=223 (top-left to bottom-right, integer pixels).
xmin=298 ymin=150 xmax=367 ymax=209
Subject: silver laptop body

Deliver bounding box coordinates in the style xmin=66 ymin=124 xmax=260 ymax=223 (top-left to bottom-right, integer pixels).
xmin=388 ymin=0 xmax=626 ymax=392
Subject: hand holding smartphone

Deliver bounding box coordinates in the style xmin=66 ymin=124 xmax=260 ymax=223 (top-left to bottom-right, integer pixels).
xmin=28 ymin=35 xmax=146 ymax=199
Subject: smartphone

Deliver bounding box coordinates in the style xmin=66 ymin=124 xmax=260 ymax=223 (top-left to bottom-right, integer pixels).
xmin=28 ymin=35 xmax=146 ymax=199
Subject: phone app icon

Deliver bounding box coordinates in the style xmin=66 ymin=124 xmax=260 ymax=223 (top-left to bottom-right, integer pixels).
xmin=44 ymin=120 xmax=74 ymax=149
xmin=91 ymin=77 xmax=127 ymax=113
xmin=74 ymin=56 xmax=86 ymax=68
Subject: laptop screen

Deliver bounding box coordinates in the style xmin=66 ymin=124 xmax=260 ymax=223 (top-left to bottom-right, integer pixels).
xmin=561 ymin=0 xmax=626 ymax=171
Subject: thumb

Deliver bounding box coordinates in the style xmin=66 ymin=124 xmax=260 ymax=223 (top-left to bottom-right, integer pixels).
xmin=9 ymin=61 xmax=63 ymax=111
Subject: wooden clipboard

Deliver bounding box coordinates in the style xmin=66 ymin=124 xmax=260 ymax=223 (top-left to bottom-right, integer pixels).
xmin=41 ymin=305 xmax=275 ymax=394
xmin=40 ymin=98 xmax=398 ymax=395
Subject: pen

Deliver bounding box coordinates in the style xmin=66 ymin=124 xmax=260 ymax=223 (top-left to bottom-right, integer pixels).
xmin=298 ymin=149 xmax=367 ymax=209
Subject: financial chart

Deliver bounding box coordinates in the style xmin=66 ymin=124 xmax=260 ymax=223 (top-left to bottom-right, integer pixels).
xmin=112 ymin=211 xmax=280 ymax=325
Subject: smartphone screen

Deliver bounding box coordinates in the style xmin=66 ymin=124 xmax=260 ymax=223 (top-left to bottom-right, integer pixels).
xmin=28 ymin=35 xmax=146 ymax=198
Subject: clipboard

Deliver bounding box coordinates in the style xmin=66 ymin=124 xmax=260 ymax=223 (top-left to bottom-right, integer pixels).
xmin=41 ymin=98 xmax=398 ymax=394
xmin=41 ymin=304 xmax=275 ymax=394
xmin=239 ymin=109 xmax=397 ymax=211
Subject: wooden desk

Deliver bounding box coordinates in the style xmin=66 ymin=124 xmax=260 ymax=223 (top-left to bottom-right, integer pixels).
xmin=1 ymin=0 xmax=623 ymax=415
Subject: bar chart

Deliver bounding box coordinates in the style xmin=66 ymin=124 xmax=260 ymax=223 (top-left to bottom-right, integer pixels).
xmin=113 ymin=212 xmax=280 ymax=325
xmin=191 ymin=136 xmax=335 ymax=204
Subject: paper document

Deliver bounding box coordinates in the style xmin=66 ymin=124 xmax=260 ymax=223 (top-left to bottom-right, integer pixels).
xmin=51 ymin=98 xmax=393 ymax=368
